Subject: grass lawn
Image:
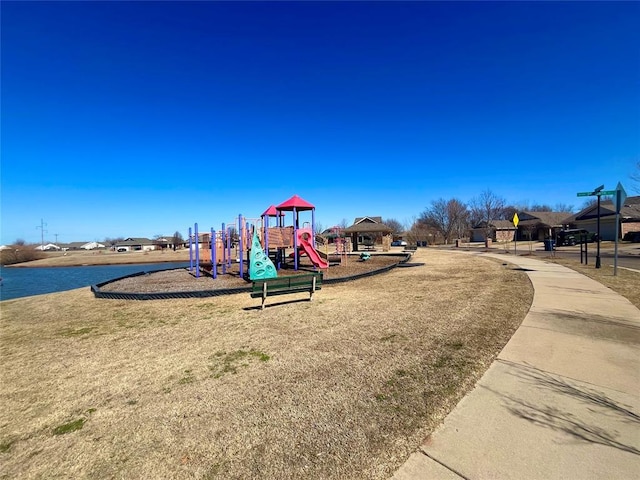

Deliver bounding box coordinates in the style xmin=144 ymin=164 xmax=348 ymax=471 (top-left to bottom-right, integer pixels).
xmin=546 ymin=256 xmax=640 ymax=309
xmin=0 ymin=250 xmax=533 ymax=479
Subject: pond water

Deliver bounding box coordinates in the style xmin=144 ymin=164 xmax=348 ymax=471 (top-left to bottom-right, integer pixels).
xmin=0 ymin=262 xmax=189 ymax=301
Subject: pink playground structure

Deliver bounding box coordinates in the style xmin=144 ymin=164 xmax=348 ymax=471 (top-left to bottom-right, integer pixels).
xmin=189 ymin=194 xmax=328 ymax=280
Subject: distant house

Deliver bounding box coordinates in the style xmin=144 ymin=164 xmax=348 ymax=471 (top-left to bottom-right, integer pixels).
xmin=34 ymin=243 xmax=61 ymax=251
xmin=470 ymin=220 xmax=517 ymax=242
xmin=516 ymin=211 xmax=572 ymax=241
xmin=58 ymin=241 xmax=106 ymax=251
xmin=114 ymin=237 xmax=156 ymax=252
xmin=81 ymin=241 xmax=106 ymax=250
xmin=61 ymin=242 xmax=88 ymax=250
xmin=564 ymin=196 xmax=640 ymax=241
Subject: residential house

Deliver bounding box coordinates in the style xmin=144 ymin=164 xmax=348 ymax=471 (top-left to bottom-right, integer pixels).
xmin=516 ymin=211 xmax=572 ymax=241
xmin=565 ymin=196 xmax=640 ymax=241
xmin=34 ymin=243 xmax=61 ymax=251
xmin=81 ymin=241 xmax=105 ymax=250
xmin=114 ymin=237 xmax=157 ymax=252
xmin=470 ymin=220 xmax=517 ymax=242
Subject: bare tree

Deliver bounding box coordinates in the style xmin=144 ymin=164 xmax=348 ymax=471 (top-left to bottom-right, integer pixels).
xmin=522 ymin=224 xmax=537 ymax=253
xmin=529 ymin=204 xmax=552 ymax=212
xmin=554 ymin=203 xmax=574 ymax=213
xmin=406 ymin=219 xmax=435 ymax=245
xmin=172 ymin=230 xmax=184 ymax=251
xmin=418 ymin=198 xmax=469 ymax=244
xmin=581 ymin=196 xmax=613 ymax=209
xmin=502 ymin=205 xmax=518 ymax=221
xmin=383 ymin=218 xmax=404 ymax=235
xmin=104 ymin=237 xmax=124 ymax=248
xmin=631 ymin=160 xmax=640 ymax=193
xmin=470 ymin=190 xmax=506 ymax=241
xmin=14 ymin=238 xmax=26 ymax=246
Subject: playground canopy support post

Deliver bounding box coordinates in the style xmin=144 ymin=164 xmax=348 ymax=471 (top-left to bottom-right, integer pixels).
xmin=293 ymin=206 xmax=299 ymax=270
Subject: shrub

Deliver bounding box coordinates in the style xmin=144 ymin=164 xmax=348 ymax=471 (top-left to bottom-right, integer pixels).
xmin=0 ymin=246 xmax=46 ymax=265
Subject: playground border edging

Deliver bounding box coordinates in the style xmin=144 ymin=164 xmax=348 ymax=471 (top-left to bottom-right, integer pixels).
xmin=91 ymin=253 xmax=412 ymax=300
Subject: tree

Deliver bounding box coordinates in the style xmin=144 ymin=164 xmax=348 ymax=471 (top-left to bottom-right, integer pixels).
xmin=470 ymin=190 xmax=506 ymax=240
xmin=631 ymin=160 xmax=640 ymax=193
xmin=581 ymin=196 xmax=613 ymax=209
xmin=405 ymin=217 xmax=434 ymax=245
xmin=104 ymin=237 xmax=124 ymax=248
xmin=554 ymin=203 xmax=574 ymax=213
xmin=383 ymin=218 xmax=404 ymax=235
xmin=502 ymin=205 xmax=518 ymax=222
xmin=14 ymin=238 xmax=26 ymax=246
xmin=172 ymin=231 xmax=184 ymax=251
xmin=338 ymin=218 xmax=349 ymax=229
xmin=418 ymin=198 xmax=469 ymax=244
xmin=529 ymin=204 xmax=552 ymax=212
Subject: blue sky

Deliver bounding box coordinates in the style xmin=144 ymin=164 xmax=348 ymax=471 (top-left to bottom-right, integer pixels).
xmin=2 ymin=1 xmax=638 ymax=244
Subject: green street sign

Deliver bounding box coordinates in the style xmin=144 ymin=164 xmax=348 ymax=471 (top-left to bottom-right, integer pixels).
xmin=577 ymin=190 xmax=616 ymax=197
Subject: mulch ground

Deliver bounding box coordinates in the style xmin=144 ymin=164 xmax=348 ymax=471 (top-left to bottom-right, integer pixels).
xmin=98 ymin=254 xmax=406 ymax=293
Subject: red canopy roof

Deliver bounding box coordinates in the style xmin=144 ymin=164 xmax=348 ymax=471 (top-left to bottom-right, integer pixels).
xmin=276 ymin=194 xmax=315 ymax=211
xmin=261 ymin=205 xmax=283 ymax=217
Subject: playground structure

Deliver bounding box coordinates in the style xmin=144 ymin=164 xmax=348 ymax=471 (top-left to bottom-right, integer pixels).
xmin=189 ymin=195 xmax=333 ymax=281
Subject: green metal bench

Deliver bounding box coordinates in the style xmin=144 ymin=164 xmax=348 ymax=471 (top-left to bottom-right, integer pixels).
xmin=250 ymin=272 xmax=323 ymax=310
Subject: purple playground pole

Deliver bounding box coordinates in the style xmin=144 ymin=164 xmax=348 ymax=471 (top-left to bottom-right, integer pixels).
xmin=188 ymin=226 xmax=193 ymax=272
xmin=211 ymin=228 xmax=217 ymax=279
xmin=195 ymin=223 xmax=200 ymax=278
xmin=221 ymin=223 xmax=227 ymax=274
xmin=238 ymin=214 xmax=243 ymax=279
xmin=246 ymin=221 xmax=251 ymax=277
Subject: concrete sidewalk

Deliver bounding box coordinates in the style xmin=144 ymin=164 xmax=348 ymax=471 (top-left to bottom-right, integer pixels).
xmin=393 ymin=253 xmax=640 ymax=479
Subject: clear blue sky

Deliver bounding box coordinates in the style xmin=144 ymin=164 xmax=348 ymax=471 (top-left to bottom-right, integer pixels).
xmin=2 ymin=1 xmax=638 ymax=244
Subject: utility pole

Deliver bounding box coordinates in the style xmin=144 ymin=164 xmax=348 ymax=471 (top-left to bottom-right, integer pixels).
xmin=54 ymin=233 xmax=59 ymax=244
xmin=36 ymin=219 xmax=48 ymax=250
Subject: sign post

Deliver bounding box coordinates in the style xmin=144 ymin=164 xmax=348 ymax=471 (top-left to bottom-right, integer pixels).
xmin=614 ymin=182 xmax=627 ymax=276
xmin=512 ymin=213 xmax=519 ymax=256
xmin=576 ymin=185 xmax=613 ymax=268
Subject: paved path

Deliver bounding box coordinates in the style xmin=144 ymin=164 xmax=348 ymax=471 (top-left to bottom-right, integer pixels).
xmin=393 ymin=252 xmax=640 ymax=479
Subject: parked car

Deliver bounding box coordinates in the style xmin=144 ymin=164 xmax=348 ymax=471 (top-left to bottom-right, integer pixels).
xmin=391 ymin=240 xmax=407 ymax=246
xmin=556 ymin=229 xmax=596 ymax=246
xmin=623 ymin=231 xmax=640 ymax=243
xmin=117 ymin=247 xmax=127 ymax=252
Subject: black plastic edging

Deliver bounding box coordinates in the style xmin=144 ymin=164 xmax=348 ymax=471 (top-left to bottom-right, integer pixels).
xmin=91 ymin=253 xmax=412 ymax=300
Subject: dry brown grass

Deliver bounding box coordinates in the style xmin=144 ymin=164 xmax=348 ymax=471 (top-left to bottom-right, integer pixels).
xmin=0 ymin=250 xmax=532 ymax=479
xmin=544 ymin=256 xmax=640 ymax=309
xmin=10 ymin=248 xmax=191 ymax=267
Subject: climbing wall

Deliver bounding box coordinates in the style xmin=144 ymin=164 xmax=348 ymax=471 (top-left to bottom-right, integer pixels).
xmin=249 ymin=229 xmax=277 ymax=280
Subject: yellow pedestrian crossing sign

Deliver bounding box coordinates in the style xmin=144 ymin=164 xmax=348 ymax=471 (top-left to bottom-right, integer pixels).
xmin=513 ymin=213 xmax=519 ymax=227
